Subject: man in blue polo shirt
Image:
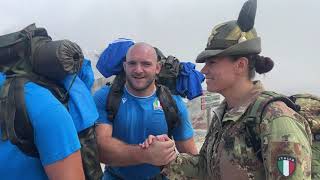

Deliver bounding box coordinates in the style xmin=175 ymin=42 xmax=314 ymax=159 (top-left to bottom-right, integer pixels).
xmin=94 ymin=42 xmax=197 ymax=180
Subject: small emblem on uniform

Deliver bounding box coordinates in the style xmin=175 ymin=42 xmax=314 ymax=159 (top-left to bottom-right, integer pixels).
xmin=277 ymin=155 xmax=296 ymax=177
xmin=122 ymin=98 xmax=127 ymax=104
xmin=153 ymin=99 xmax=163 ymax=110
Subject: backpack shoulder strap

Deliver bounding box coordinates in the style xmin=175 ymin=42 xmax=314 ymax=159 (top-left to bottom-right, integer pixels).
xmin=247 ymin=91 xmax=298 ymax=121
xmin=106 ymin=72 xmax=126 ymax=122
xmin=0 ymin=78 xmax=15 ymax=141
xmin=245 ymin=91 xmax=297 ymax=161
xmin=0 ymin=76 xmax=39 ymax=157
xmin=31 ymin=75 xmax=69 ymax=107
xmin=156 ymin=84 xmax=181 ymax=138
xmin=105 ymin=73 xmax=181 ymax=138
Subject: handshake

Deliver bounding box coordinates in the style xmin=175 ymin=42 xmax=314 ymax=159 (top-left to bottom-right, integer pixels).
xmin=140 ymin=134 xmax=173 ymax=149
xmin=139 ymin=134 xmax=177 ymax=166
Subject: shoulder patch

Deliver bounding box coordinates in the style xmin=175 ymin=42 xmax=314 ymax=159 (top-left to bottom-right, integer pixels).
xmin=277 ymin=155 xmax=296 ymax=177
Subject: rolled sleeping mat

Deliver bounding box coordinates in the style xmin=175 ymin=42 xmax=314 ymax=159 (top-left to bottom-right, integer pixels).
xmin=32 ymin=39 xmax=84 ymax=81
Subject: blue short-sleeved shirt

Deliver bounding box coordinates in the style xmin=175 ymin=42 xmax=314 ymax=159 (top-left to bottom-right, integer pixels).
xmin=0 ymin=82 xmax=81 ymax=180
xmin=94 ymin=85 xmax=194 ymax=180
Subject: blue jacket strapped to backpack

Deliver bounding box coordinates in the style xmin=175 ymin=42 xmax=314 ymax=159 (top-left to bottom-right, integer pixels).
xmin=177 ymin=62 xmax=205 ymax=100
xmin=96 ymin=38 xmax=135 ymax=78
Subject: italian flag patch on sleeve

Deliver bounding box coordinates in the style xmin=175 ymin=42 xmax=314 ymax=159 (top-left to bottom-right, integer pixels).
xmin=277 ymin=156 xmax=296 ymax=177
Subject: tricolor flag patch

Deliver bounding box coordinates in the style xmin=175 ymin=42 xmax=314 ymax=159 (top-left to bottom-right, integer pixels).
xmin=153 ymin=99 xmax=163 ymax=111
xmin=277 ymin=155 xmax=296 ymax=177
xmin=122 ymin=98 xmax=127 ymax=104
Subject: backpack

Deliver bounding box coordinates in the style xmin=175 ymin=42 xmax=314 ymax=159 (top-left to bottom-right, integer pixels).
xmin=106 ymin=53 xmax=182 ymax=138
xmin=244 ymin=91 xmax=320 ymax=179
xmin=0 ymin=24 xmax=102 ymax=180
xmin=156 ymin=55 xmax=180 ymax=95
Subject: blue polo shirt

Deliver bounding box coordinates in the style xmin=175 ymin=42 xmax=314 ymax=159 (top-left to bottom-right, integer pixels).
xmin=0 ymin=81 xmax=81 ymax=180
xmin=94 ymin=85 xmax=194 ymax=180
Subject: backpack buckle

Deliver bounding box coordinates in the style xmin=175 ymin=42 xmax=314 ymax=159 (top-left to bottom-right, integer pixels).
xmin=245 ymin=116 xmax=257 ymax=125
xmin=314 ymin=133 xmax=320 ymax=141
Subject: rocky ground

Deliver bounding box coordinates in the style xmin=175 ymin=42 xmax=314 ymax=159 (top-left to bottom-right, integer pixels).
xmin=190 ymin=110 xmax=210 ymax=150
xmin=193 ymin=129 xmax=207 ymax=150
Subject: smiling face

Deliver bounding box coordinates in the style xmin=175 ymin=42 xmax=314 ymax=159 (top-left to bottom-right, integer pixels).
xmin=124 ymin=43 xmax=160 ymax=96
xmin=200 ymin=56 xmax=239 ymax=94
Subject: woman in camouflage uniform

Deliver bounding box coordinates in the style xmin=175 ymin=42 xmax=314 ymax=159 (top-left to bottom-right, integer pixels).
xmin=161 ymin=0 xmax=312 ymax=179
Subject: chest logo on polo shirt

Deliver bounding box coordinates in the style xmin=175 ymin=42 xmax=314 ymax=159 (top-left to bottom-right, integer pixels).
xmin=277 ymin=155 xmax=296 ymax=177
xmin=122 ymin=98 xmax=127 ymax=104
xmin=153 ymin=99 xmax=163 ymax=111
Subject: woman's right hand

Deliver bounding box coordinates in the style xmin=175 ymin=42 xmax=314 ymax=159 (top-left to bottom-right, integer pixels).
xmin=139 ymin=134 xmax=170 ymax=149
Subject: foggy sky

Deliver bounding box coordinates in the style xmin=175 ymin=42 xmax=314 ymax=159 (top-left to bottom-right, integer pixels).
xmin=1 ymin=0 xmax=319 ymax=95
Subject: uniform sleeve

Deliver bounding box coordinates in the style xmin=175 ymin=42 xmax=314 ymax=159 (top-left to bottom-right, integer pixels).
xmin=162 ymin=114 xmax=217 ymax=179
xmin=260 ymin=101 xmax=312 ymax=179
xmin=162 ymin=153 xmax=207 ymax=179
xmin=25 ymin=83 xmax=81 ymax=166
xmin=171 ymin=96 xmax=194 ymax=141
xmin=93 ymin=86 xmax=112 ymax=125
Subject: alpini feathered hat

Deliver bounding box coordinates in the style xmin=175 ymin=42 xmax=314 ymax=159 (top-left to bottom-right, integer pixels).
xmin=196 ymin=0 xmax=261 ymax=63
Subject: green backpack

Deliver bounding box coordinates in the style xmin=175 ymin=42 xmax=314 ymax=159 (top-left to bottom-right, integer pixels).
xmin=0 ymin=24 xmax=102 ymax=180
xmin=245 ymin=91 xmax=320 ymax=179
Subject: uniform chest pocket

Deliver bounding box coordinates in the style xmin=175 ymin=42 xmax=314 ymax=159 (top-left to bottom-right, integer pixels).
xmin=145 ymin=111 xmax=167 ymax=135
xmin=223 ymin=132 xmax=259 ymax=167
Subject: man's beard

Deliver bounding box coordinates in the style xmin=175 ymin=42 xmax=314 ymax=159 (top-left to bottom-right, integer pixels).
xmin=126 ymin=75 xmax=156 ymax=92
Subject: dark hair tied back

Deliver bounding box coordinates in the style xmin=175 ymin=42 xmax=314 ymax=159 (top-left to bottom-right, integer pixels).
xmin=253 ymin=55 xmax=274 ymax=74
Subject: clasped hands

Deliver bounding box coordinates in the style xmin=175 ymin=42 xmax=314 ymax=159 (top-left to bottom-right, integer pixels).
xmin=139 ymin=134 xmax=177 ymax=166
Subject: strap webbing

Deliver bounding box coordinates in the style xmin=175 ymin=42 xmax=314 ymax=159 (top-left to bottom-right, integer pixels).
xmin=156 ymin=84 xmax=180 ymax=138
xmin=245 ymin=91 xmax=298 ymax=161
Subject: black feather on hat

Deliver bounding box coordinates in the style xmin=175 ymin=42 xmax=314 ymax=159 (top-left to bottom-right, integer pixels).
xmin=237 ymin=0 xmax=257 ymax=32
xmin=196 ymin=0 xmax=261 ymax=63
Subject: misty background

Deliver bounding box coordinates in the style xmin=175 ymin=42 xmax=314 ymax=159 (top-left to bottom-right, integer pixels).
xmin=1 ymin=0 xmax=319 ymax=95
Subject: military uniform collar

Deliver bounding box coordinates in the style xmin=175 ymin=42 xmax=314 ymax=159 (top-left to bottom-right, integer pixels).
xmin=221 ymin=81 xmax=264 ymax=123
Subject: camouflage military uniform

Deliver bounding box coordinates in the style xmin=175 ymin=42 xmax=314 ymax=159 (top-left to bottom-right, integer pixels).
xmin=163 ymin=81 xmax=312 ymax=180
